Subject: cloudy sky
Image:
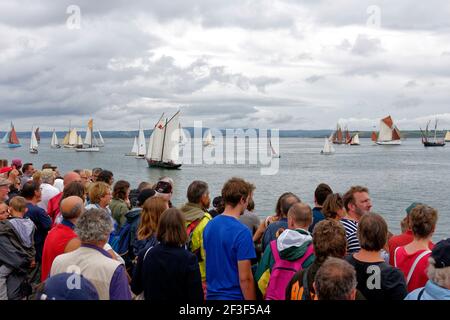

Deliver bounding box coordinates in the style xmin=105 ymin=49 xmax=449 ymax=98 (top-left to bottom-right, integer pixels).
xmin=1 ymin=0 xmax=450 ymax=131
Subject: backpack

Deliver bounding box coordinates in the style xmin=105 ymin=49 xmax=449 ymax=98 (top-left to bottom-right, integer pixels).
xmin=186 ymin=218 xmax=202 ymax=261
xmin=265 ymin=240 xmax=314 ymax=300
xmin=110 ymin=223 xmax=132 ymax=257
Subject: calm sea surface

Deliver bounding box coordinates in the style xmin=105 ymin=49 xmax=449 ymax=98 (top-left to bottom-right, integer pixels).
xmin=1 ymin=137 xmax=449 ymax=241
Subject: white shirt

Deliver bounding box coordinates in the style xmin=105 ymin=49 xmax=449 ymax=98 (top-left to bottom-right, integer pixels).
xmin=37 ymin=183 xmax=60 ymax=212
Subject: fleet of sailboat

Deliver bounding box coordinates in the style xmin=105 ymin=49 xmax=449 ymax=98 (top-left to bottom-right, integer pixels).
xmin=146 ymin=111 xmax=182 ymax=169
xmin=76 ymin=119 xmax=100 ymax=152
xmin=374 ymin=115 xmax=402 ymax=145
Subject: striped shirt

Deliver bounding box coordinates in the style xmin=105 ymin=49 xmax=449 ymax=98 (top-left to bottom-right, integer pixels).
xmin=341 ymin=219 xmax=360 ymax=254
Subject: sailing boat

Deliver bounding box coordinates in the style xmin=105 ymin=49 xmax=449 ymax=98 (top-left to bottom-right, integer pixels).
xmin=34 ymin=127 xmax=41 ymax=144
xmin=50 ymin=129 xmax=61 ymax=148
xmin=76 ymin=119 xmax=99 ymax=152
xmin=125 ymin=136 xmax=139 ymax=156
xmin=63 ymin=121 xmax=80 ymax=148
xmin=375 ymin=115 xmax=402 ymax=145
xmin=445 ymin=131 xmax=450 ymax=142
xmin=95 ymin=130 xmax=105 ymax=147
xmin=179 ymin=123 xmax=188 ymax=146
xmin=203 ymin=130 xmax=215 ymax=147
xmin=349 ymin=133 xmax=360 ymax=146
xmin=321 ymin=137 xmax=335 ymax=155
xmin=332 ymin=123 xmax=345 ymax=144
xmin=6 ymin=122 xmax=21 ymax=148
xmin=420 ymin=119 xmax=445 ymax=147
xmin=146 ymin=111 xmax=182 ymax=169
xmin=135 ymin=121 xmax=147 ymax=159
xmin=344 ymin=127 xmax=351 ymax=144
xmin=269 ymin=138 xmax=280 ymax=158
xmin=29 ymin=127 xmax=39 ymax=154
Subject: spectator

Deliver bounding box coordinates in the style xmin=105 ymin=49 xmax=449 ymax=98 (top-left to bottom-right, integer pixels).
xmin=154 ymin=179 xmax=174 ymax=206
xmin=309 ymin=183 xmax=333 ymax=232
xmin=131 ymin=208 xmax=203 ymax=301
xmin=322 ymin=193 xmax=346 ymax=220
xmin=91 ymin=168 xmax=103 ymax=182
xmin=20 ymin=163 xmax=35 ymax=187
xmin=47 ymin=172 xmax=82 ymax=223
xmin=53 ymin=181 xmax=86 ymax=225
xmin=50 ymin=208 xmax=131 ymax=300
xmin=129 ymin=181 xmax=153 ymax=208
xmin=208 ymin=196 xmax=224 ymax=218
xmin=97 ymin=170 xmax=114 ymax=186
xmin=0 ymin=202 xmax=8 ymax=221
xmin=37 ymin=273 xmax=99 ymax=300
xmin=37 ymin=169 xmax=60 ymax=212
xmin=239 ymin=198 xmax=261 ymax=236
xmin=0 ymin=178 xmax=11 ymax=202
xmin=314 ymin=257 xmax=357 ymax=300
xmin=110 ymin=180 xmax=131 ymax=228
xmin=394 ymin=205 xmax=438 ymax=292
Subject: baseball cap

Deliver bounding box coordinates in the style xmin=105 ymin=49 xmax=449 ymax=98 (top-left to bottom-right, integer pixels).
xmin=405 ymin=202 xmax=423 ymax=215
xmin=40 ymin=273 xmax=99 ymax=300
xmin=155 ymin=181 xmax=172 ymax=194
xmin=431 ymin=238 xmax=450 ymax=269
xmin=137 ymin=188 xmax=156 ymax=206
xmin=0 ymin=177 xmax=11 ymax=187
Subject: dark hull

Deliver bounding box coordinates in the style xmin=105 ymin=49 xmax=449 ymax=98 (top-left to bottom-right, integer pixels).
xmin=423 ymin=141 xmax=445 ymax=147
xmin=147 ymin=159 xmax=182 ymax=169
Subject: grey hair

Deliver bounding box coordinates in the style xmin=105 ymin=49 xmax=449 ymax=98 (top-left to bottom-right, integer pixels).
xmin=427 ymin=257 xmax=450 ymax=289
xmin=315 ymin=257 xmax=357 ymax=300
xmin=41 ymin=170 xmax=55 ymax=184
xmin=75 ymin=208 xmax=113 ymax=243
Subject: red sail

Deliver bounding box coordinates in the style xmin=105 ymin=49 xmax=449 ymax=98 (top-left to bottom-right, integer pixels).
xmin=382 ymin=115 xmax=394 ymax=128
xmin=392 ymin=127 xmax=401 ymax=140
xmin=337 ymin=128 xmax=343 ymax=142
xmin=371 ymin=131 xmax=377 ymax=141
xmin=9 ymin=126 xmax=20 ymax=144
xmin=345 ymin=130 xmax=351 ymax=143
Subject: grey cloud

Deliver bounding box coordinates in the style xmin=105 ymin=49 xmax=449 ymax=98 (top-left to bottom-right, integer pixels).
xmin=405 ymin=80 xmax=417 ymax=88
xmin=305 ymin=75 xmax=325 ymax=83
xmin=351 ymin=34 xmax=383 ymax=56
xmin=393 ymin=96 xmax=423 ymax=109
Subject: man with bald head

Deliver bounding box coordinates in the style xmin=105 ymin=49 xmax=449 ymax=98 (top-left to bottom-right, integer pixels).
xmin=47 ymin=171 xmax=82 ymax=223
xmin=41 ymin=196 xmax=85 ymax=282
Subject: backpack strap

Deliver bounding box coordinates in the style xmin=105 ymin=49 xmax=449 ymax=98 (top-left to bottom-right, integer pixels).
xmin=186 ymin=218 xmax=202 ymax=236
xmin=269 ymin=240 xmax=280 ymax=262
xmin=301 ymin=266 xmax=311 ymax=300
xmin=406 ymin=250 xmax=431 ymax=285
xmin=297 ymin=243 xmax=314 ymax=266
xmin=417 ymin=287 xmax=426 ymax=300
xmin=394 ymin=246 xmax=400 ymax=267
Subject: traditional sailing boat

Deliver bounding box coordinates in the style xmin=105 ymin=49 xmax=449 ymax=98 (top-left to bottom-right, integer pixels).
xmin=95 ymin=130 xmax=105 ymax=147
xmin=375 ymin=115 xmax=402 ymax=145
xmin=269 ymin=138 xmax=280 ymax=158
xmin=332 ymin=123 xmax=345 ymax=144
xmin=76 ymin=119 xmax=99 ymax=152
xmin=135 ymin=121 xmax=147 ymax=159
xmin=50 ymin=129 xmax=61 ymax=148
xmin=5 ymin=122 xmax=21 ymax=148
xmin=203 ymin=130 xmax=215 ymax=147
xmin=29 ymin=127 xmax=39 ymax=154
xmin=420 ymin=119 xmax=445 ymax=147
xmin=321 ymin=137 xmax=335 ymax=155
xmin=146 ymin=111 xmax=182 ymax=169
xmin=34 ymin=127 xmax=41 ymax=144
xmin=349 ymin=133 xmax=360 ymax=146
xmin=125 ymin=137 xmax=139 ymax=156
xmin=445 ymin=131 xmax=450 ymax=142
xmin=63 ymin=121 xmax=80 ymax=148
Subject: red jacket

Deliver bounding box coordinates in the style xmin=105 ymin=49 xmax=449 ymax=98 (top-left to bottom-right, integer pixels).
xmin=388 ymin=230 xmax=433 ymax=266
xmin=46 ymin=192 xmax=62 ymax=223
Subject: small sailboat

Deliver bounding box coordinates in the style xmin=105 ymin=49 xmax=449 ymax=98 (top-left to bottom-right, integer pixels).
xmin=332 ymin=123 xmax=345 ymax=144
xmin=203 ymin=129 xmax=215 ymax=147
xmin=50 ymin=129 xmax=61 ymax=149
xmin=420 ymin=119 xmax=445 ymax=147
xmin=375 ymin=115 xmax=402 ymax=145
xmin=135 ymin=121 xmax=147 ymax=159
xmin=146 ymin=111 xmax=182 ymax=169
xmin=445 ymin=131 xmax=450 ymax=142
xmin=34 ymin=127 xmax=41 ymax=144
xmin=269 ymin=138 xmax=280 ymax=158
xmin=29 ymin=127 xmax=39 ymax=154
xmin=96 ymin=130 xmax=105 ymax=147
xmin=321 ymin=137 xmax=335 ymax=155
xmin=63 ymin=121 xmax=79 ymax=148
xmin=125 ymin=136 xmax=139 ymax=156
xmin=179 ymin=123 xmax=188 ymax=146
xmin=76 ymin=119 xmax=99 ymax=152
xmin=6 ymin=122 xmax=21 ymax=148
xmin=349 ymin=133 xmax=360 ymax=146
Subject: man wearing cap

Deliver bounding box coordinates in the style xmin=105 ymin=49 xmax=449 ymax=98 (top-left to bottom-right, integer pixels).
xmin=37 ymin=169 xmax=60 ymax=212
xmin=388 ymin=202 xmax=433 ymax=266
xmin=0 ymin=178 xmax=11 ymax=202
xmin=405 ymin=238 xmax=450 ymax=300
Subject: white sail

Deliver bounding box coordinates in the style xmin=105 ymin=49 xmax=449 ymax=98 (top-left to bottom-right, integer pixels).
xmin=93 ymin=135 xmax=100 ymax=147
xmin=1 ymin=131 xmax=8 ymax=144
xmin=137 ymin=121 xmax=147 ymax=156
xmin=179 ymin=124 xmax=188 ymax=144
xmin=322 ymin=137 xmax=335 ymax=154
xmin=378 ymin=120 xmax=392 ymax=141
xmin=30 ymin=129 xmax=38 ymax=150
xmin=351 ymin=134 xmax=360 ymax=145
xmin=148 ymin=118 xmax=165 ymax=160
xmin=77 ymin=134 xmax=83 ymax=145
xmin=84 ymin=127 xmax=92 ymax=145
xmin=131 ymin=136 xmax=138 ymax=154
xmin=162 ymin=112 xmax=180 ymax=163
xmin=97 ymin=130 xmax=105 ymax=145
xmin=51 ymin=130 xmax=59 ymax=147
xmin=445 ymin=131 xmax=450 ymax=142
xmin=68 ymin=128 xmax=78 ymax=145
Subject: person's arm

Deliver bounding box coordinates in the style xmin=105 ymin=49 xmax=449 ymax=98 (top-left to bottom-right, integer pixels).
xmin=109 ymin=265 xmax=132 ymax=300
xmin=252 ymin=220 xmax=267 ymax=243
xmin=64 ymin=238 xmax=81 ymax=253
xmin=238 ymin=260 xmax=256 ymax=300
xmin=130 ymin=251 xmax=144 ymax=295
xmin=39 ymin=209 xmax=53 ymax=231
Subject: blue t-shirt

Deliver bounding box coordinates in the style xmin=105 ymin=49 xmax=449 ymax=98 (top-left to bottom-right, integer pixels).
xmin=308 ymin=207 xmax=325 ymax=233
xmin=203 ymin=215 xmax=256 ymax=300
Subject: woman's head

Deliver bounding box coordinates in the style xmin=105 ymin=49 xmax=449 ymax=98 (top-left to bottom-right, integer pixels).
xmin=313 ymin=219 xmax=347 ymax=264
xmin=113 ymin=180 xmax=130 ymax=201
xmin=137 ymin=197 xmax=169 ymax=240
xmin=62 ymin=181 xmax=86 ymax=203
xmin=357 ymin=213 xmax=388 ymax=252
xmin=322 ymin=193 xmax=345 ymax=220
xmin=157 ymin=208 xmax=188 ymax=246
xmin=88 ymin=182 xmax=111 ymax=207
xmin=409 ymin=205 xmax=438 ymax=239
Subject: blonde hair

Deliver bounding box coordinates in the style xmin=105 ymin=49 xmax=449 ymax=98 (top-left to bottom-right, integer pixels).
xmin=88 ymin=182 xmax=111 ymax=204
xmin=9 ymin=196 xmax=27 ymax=213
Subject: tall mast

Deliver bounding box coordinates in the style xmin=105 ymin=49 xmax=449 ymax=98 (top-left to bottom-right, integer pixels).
xmin=434 ymin=119 xmax=438 ymax=142
xmin=160 ymin=118 xmax=168 ymax=162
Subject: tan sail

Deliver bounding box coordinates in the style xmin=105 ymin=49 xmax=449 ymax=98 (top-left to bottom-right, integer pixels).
xmin=445 ymin=131 xmax=450 ymax=142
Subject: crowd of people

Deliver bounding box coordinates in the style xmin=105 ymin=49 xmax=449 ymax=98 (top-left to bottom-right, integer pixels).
xmin=0 ymin=157 xmax=449 ymax=301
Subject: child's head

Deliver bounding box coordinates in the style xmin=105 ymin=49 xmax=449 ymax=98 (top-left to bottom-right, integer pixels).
xmin=0 ymin=202 xmax=9 ymax=220
xmin=9 ymin=196 xmax=28 ymax=217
